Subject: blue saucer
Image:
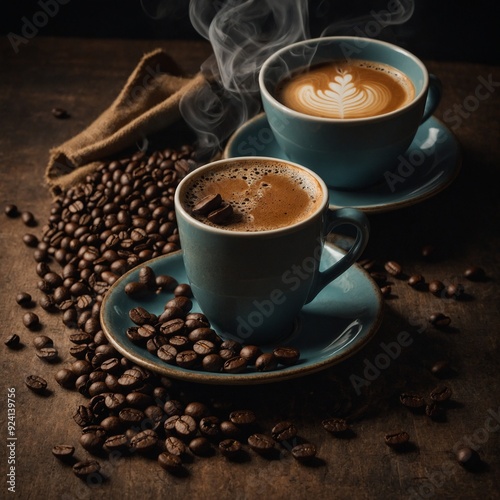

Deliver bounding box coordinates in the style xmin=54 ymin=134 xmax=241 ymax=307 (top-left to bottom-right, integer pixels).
xmin=100 ymin=243 xmax=383 ymax=385
xmin=224 ymin=113 xmax=461 ymax=213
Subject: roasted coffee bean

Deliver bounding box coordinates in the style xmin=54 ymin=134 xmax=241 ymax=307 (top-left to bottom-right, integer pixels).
xmin=164 ymin=399 xmax=184 ymax=417
xmin=52 ymin=444 xmax=75 ymax=459
xmin=72 ymin=460 xmax=101 ymax=478
xmin=104 ymin=434 xmax=129 ymax=452
xmin=137 ymin=324 xmax=156 ymax=340
xmin=130 ymin=429 xmax=158 ymax=453
xmin=428 ymin=312 xmax=451 ymax=328
xmin=39 ymin=294 xmax=57 ymax=312
xmin=184 ymin=402 xmax=210 ymax=420
xmin=4 ymin=334 xmax=20 ymax=348
xmin=15 ymin=292 xmax=33 ymax=307
xmin=105 ymin=393 xmax=126 ymax=411
xmin=176 ymin=350 xmax=198 ymax=368
xmin=118 ymin=368 xmax=144 ymax=388
xmin=188 ymin=327 xmax=216 ymax=343
xmin=384 ymin=260 xmax=402 ymax=277
xmin=271 ymin=421 xmax=298 ymax=441
xmin=446 ymin=283 xmax=465 ymax=300
xmin=54 ymin=368 xmax=76 ymax=388
xmin=4 ymin=204 xmax=19 ymax=217
xmin=208 ymin=203 xmax=233 ymax=225
xmin=73 ymin=405 xmax=95 ymax=427
xmin=125 ymin=391 xmax=153 ymax=409
xmin=380 ymin=285 xmax=392 ymax=297
xmin=291 ymin=442 xmax=317 ymax=462
xmin=119 ymin=407 xmax=145 ymax=425
xmin=21 ymin=211 xmax=36 ymax=226
xmin=428 ymin=279 xmax=445 ymax=296
xmin=223 ymin=356 xmax=247 ymax=373
xmin=71 ymin=359 xmax=93 ymax=376
xmin=138 ymin=266 xmax=156 ymax=289
xmin=239 ymin=345 xmax=263 ymax=363
xmin=165 ymin=296 xmax=192 ymax=314
xmin=219 ymin=348 xmax=237 ymax=361
xmin=322 ymin=417 xmax=351 ymax=435
xmin=220 ymin=420 xmax=242 ymax=438
xmin=25 ymin=374 xmax=47 ymax=393
xmin=124 ymin=281 xmax=149 ymax=298
xmin=188 ymin=436 xmax=212 ymax=456
xmin=156 ymin=274 xmax=178 ymax=292
xmin=156 ymin=344 xmax=177 ymax=364
xmin=22 ymin=312 xmax=40 ymax=330
xmin=52 ymin=107 xmax=70 ymax=119
xmin=165 ymin=436 xmax=188 ymax=456
xmin=464 ymin=266 xmax=485 ymax=281
xmin=192 ymin=193 xmax=223 ymax=215
xmin=164 ymin=415 xmax=181 ymax=434
xmin=384 ymin=431 xmax=410 ymax=448
xmin=430 ymin=385 xmax=452 ymax=402
xmin=159 ymin=318 xmax=185 ymax=336
xmin=80 ymin=426 xmax=106 ymax=453
xmin=247 ymin=433 xmax=275 ymax=454
xmin=36 ymin=346 xmax=59 ymax=362
xmin=158 ymin=452 xmax=183 ymax=472
xmin=456 ymin=447 xmax=480 ymax=468
xmin=425 ymin=401 xmax=446 ymax=420
xmin=174 ymin=283 xmax=192 ymax=297
xmin=174 ymin=415 xmax=197 ymax=438
xmin=219 ymin=438 xmax=242 ymax=459
xmin=230 ymin=410 xmax=256 ymax=426
xmin=22 ymin=233 xmax=39 ymax=247
xmin=399 ymin=392 xmax=425 ymax=409
xmin=129 ymin=306 xmax=156 ymax=326
xmin=193 ymin=340 xmax=216 ymax=356
xmin=408 ymin=274 xmax=425 ymax=287
xmin=100 ymin=416 xmax=123 ymax=434
xmin=273 ymin=346 xmax=300 ymax=366
xmin=199 ymin=416 xmax=220 ymax=437
xmin=431 ymin=360 xmax=455 ymax=378
xmin=202 ymin=353 xmax=224 ymax=372
xmin=255 ymin=352 xmax=278 ymax=371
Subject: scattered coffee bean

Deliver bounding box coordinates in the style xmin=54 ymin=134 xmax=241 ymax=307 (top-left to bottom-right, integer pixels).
xmin=255 ymin=352 xmax=278 ymax=371
xmin=229 ymin=410 xmax=256 ymax=426
xmin=428 ymin=312 xmax=451 ymax=328
xmin=428 ymin=280 xmax=445 ymax=296
xmin=430 ymin=385 xmax=452 ymax=402
xmin=291 ymin=442 xmax=317 ymax=462
xmin=223 ymin=356 xmax=247 ymax=373
xmin=36 ymin=346 xmax=59 ymax=362
xmin=51 ymin=107 xmax=70 ymax=119
xmin=22 ymin=312 xmax=40 ymax=330
xmin=189 ymin=436 xmax=212 ymax=456
xmin=130 ymin=429 xmax=158 ymax=453
xmin=446 ymin=283 xmax=465 ymax=300
xmin=464 ymin=266 xmax=485 ymax=281
xmin=25 ymin=374 xmax=48 ymax=393
xmin=380 ymin=285 xmax=392 ymax=298
xmin=22 ymin=233 xmax=39 ymax=247
xmin=384 ymin=431 xmax=410 ymax=448
xmin=158 ymin=452 xmax=183 ymax=472
xmin=52 ymin=444 xmax=75 ymax=459
xmin=456 ymin=447 xmax=480 ymax=468
xmin=322 ymin=417 xmax=351 ymax=435
xmin=21 ymin=211 xmax=36 ymax=226
xmin=174 ymin=415 xmax=198 ymax=438
xmin=431 ymin=360 xmax=455 ymax=378
xmin=273 ymin=346 xmax=300 ymax=366
xmin=421 ymin=244 xmax=435 ymax=259
xmin=55 ymin=368 xmax=77 ymax=388
xmin=218 ymin=438 xmax=242 ymax=459
xmin=247 ymin=433 xmax=275 ymax=454
xmin=15 ymin=292 xmax=33 ymax=307
xmin=72 ymin=460 xmax=101 ymax=479
xmin=4 ymin=334 xmax=21 ymax=348
xmin=4 ymin=204 xmax=19 ymax=217
xmin=407 ymin=274 xmax=425 ymax=288
xmin=165 ymin=436 xmax=188 ymax=456
xmin=384 ymin=261 xmax=402 ymax=277
xmin=399 ymin=392 xmax=425 ymax=409
xmin=271 ymin=421 xmax=298 ymax=441
xmin=425 ymin=401 xmax=446 ymax=420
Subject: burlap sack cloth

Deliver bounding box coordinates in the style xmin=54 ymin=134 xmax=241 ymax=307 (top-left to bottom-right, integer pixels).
xmin=45 ymin=48 xmax=208 ymax=195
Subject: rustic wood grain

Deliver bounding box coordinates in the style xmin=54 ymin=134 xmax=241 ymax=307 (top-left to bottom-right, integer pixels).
xmin=0 ymin=37 xmax=499 ymax=500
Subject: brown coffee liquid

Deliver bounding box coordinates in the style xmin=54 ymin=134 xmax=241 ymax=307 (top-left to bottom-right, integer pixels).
xmin=183 ymin=160 xmax=323 ymax=231
xmin=276 ymin=60 xmax=415 ymax=119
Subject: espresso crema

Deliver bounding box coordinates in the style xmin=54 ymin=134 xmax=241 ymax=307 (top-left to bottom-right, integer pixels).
xmin=183 ymin=160 xmax=323 ymax=232
xmin=276 ymin=60 xmax=415 ymax=119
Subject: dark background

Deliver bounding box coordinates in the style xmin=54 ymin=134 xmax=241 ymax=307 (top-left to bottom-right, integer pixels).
xmin=1 ymin=0 xmax=499 ymax=65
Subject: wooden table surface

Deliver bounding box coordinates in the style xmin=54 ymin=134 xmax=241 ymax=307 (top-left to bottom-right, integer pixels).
xmin=1 ymin=38 xmax=499 ymax=500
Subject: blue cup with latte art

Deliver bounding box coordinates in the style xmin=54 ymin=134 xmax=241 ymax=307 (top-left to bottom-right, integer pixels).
xmin=259 ymin=36 xmax=441 ymax=190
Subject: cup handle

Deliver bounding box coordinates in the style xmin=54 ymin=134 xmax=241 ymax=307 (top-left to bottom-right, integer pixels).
xmin=305 ymin=207 xmax=370 ymax=304
xmin=421 ymin=73 xmax=442 ymax=123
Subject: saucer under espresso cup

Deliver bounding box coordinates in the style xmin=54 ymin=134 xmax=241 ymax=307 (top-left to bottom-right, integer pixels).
xmin=223 ymin=113 xmax=461 ymax=213
xmin=100 ymin=244 xmax=384 ymax=385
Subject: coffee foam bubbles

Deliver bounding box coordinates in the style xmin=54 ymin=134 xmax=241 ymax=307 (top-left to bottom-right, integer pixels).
xmin=183 ymin=160 xmax=322 ymax=231
xmin=278 ymin=60 xmax=415 ymax=119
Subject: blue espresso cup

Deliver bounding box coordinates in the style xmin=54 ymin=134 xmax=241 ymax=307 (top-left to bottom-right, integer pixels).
xmin=174 ymin=157 xmax=369 ymax=345
xmin=259 ymin=36 xmax=441 ymax=190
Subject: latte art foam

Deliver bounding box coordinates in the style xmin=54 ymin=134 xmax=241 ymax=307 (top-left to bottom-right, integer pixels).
xmin=183 ymin=160 xmax=322 ymax=232
xmin=277 ymin=60 xmax=415 ymax=119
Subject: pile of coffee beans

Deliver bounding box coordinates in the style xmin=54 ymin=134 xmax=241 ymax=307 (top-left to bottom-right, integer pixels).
xmin=124 ymin=265 xmax=300 ymax=374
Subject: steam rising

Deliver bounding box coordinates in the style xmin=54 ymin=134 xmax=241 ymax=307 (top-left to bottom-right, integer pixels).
xmin=180 ymin=0 xmax=415 ymax=158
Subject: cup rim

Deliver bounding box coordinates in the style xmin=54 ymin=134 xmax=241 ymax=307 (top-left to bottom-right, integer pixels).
xmin=174 ymin=156 xmax=329 ymax=237
xmin=258 ymin=35 xmax=429 ymax=124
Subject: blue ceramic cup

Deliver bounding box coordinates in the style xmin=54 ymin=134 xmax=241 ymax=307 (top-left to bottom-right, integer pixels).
xmin=174 ymin=156 xmax=369 ymax=345
xmin=259 ymin=36 xmax=441 ymax=190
